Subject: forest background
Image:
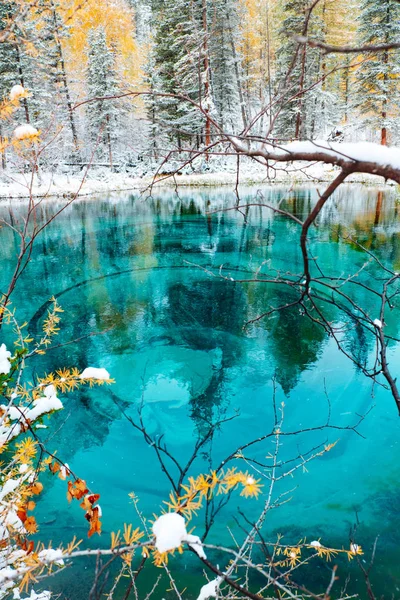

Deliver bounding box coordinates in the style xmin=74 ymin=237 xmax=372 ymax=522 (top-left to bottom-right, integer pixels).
xmin=1 ymin=0 xmax=399 ymax=175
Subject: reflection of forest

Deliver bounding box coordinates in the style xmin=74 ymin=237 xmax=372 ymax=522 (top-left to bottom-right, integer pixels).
xmin=1 ymin=186 xmax=400 ymax=463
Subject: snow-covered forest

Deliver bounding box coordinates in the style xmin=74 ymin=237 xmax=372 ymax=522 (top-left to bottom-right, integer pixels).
xmin=1 ymin=0 xmax=400 ymax=174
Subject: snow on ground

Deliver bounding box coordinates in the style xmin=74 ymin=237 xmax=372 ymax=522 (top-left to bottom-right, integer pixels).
xmin=0 ymin=157 xmax=396 ymax=200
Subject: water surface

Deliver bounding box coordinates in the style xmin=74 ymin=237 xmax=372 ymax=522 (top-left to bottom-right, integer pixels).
xmin=1 ymin=185 xmax=400 ymax=598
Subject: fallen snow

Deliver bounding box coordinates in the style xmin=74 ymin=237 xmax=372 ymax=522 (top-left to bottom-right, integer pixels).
xmin=13 ymin=591 xmax=51 ymax=600
xmin=24 ymin=385 xmax=63 ymax=421
xmin=185 ymin=533 xmax=207 ymax=559
xmin=0 ymin=478 xmax=20 ymax=502
xmin=0 ymin=158 xmax=396 ymax=201
xmin=9 ymin=85 xmax=25 ymax=102
xmin=79 ymin=367 xmax=110 ymax=380
xmin=152 ymin=513 xmax=206 ymax=558
xmin=196 ymin=577 xmax=223 ymax=600
xmin=0 ymin=385 xmax=63 ymax=447
xmin=153 ymin=513 xmax=187 ymax=553
xmin=269 ymin=140 xmax=400 ymax=171
xmin=38 ymin=548 xmax=64 ymax=566
xmin=0 ymin=344 xmax=11 ymax=375
xmin=14 ymin=125 xmax=39 ymax=141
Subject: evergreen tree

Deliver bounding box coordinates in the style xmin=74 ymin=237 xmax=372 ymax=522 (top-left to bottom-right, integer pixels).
xmin=353 ymin=0 xmax=400 ymax=145
xmin=86 ymin=26 xmax=120 ymax=165
xmin=208 ymin=0 xmax=244 ymax=132
xmin=273 ymin=0 xmax=322 ymax=140
xmin=148 ymin=0 xmax=213 ymax=150
xmin=0 ymin=1 xmax=33 ymax=124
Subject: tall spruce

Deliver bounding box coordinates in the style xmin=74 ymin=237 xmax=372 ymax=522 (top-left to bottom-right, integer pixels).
xmin=354 ymin=0 xmax=400 ymax=145
xmin=208 ymin=0 xmax=244 ymax=132
xmin=273 ymin=0 xmax=322 ymax=140
xmin=86 ymin=26 xmax=120 ymax=166
xmin=148 ymin=0 xmax=213 ymax=150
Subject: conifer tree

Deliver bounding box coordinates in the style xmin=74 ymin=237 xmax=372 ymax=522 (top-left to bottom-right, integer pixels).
xmin=208 ymin=0 xmax=243 ymax=132
xmin=0 ymin=1 xmax=32 ymax=124
xmin=353 ymin=0 xmax=400 ymax=145
xmin=148 ymin=0 xmax=213 ymax=150
xmin=86 ymin=26 xmax=120 ymax=166
xmin=273 ymin=0 xmax=322 ymax=140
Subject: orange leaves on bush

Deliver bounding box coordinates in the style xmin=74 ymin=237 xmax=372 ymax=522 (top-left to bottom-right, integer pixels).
xmin=86 ymin=506 xmax=102 ymax=538
xmin=82 ymin=494 xmax=102 ymax=537
xmin=28 ymin=481 xmax=43 ymax=495
xmin=80 ymin=493 xmax=100 ymax=512
xmin=24 ymin=516 xmax=38 ymax=534
xmin=49 ymin=461 xmax=60 ymax=475
xmin=67 ymin=480 xmax=101 ymax=536
xmin=17 ymin=537 xmax=35 ymax=554
xmin=67 ymin=478 xmax=88 ymax=502
xmin=17 ymin=507 xmax=27 ymax=523
xmin=48 ymin=460 xmax=70 ymax=480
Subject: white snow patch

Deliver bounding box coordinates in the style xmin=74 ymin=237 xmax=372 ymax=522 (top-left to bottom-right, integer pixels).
xmin=152 ymin=513 xmax=206 ymax=558
xmin=269 ymin=140 xmax=400 ymax=171
xmin=196 ymin=577 xmax=223 ymax=600
xmin=9 ymin=85 xmax=25 ymax=102
xmin=79 ymin=367 xmax=110 ymax=380
xmin=0 ymin=385 xmax=62 ymax=447
xmin=14 ymin=125 xmax=39 ymax=141
xmin=38 ymin=548 xmax=64 ymax=566
xmin=0 ymin=478 xmax=20 ymax=502
xmin=26 ymin=385 xmax=63 ymax=421
xmin=0 ymin=344 xmax=11 ymax=375
xmin=153 ymin=513 xmax=186 ymax=553
xmin=29 ymin=592 xmax=52 ymax=600
xmin=185 ymin=533 xmax=207 ymax=559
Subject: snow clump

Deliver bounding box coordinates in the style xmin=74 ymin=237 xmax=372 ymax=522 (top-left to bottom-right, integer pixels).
xmin=152 ymin=513 xmax=206 ymax=559
xmin=0 ymin=344 xmax=11 ymax=375
xmin=79 ymin=367 xmax=110 ymax=380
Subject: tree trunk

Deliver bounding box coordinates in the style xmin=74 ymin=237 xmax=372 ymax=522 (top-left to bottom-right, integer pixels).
xmin=0 ymin=123 xmax=6 ymax=169
xmin=381 ymin=3 xmax=390 ymax=146
xmin=202 ymin=0 xmax=211 ymax=159
xmin=226 ymin=7 xmax=247 ymax=130
xmin=50 ymin=0 xmax=80 ymax=155
xmin=15 ymin=44 xmax=30 ymax=123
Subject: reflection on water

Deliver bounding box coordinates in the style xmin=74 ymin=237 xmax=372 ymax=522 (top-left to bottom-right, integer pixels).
xmin=1 ymin=185 xmax=400 ymax=598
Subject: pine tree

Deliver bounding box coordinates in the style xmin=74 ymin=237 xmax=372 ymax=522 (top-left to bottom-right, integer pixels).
xmin=86 ymin=26 xmax=120 ymax=165
xmin=353 ymin=0 xmax=400 ymax=145
xmin=273 ymin=0 xmax=322 ymax=140
xmin=148 ymin=0 xmax=213 ymax=150
xmin=0 ymin=1 xmax=32 ymax=124
xmin=208 ymin=0 xmax=244 ymax=132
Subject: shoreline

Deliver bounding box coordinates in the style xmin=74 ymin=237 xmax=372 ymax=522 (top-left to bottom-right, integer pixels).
xmin=0 ymin=164 xmax=396 ymax=200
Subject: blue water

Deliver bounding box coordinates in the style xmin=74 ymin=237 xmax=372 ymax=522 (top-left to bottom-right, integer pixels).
xmin=1 ymin=185 xmax=400 ymax=598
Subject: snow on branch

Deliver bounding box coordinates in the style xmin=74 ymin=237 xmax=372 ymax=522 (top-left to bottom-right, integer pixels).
xmin=234 ymin=140 xmax=400 ymax=184
xmin=152 ymin=513 xmax=206 ymax=559
xmin=295 ymin=35 xmax=400 ymax=54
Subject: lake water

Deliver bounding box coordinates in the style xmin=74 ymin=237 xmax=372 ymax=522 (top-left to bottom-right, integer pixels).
xmin=1 ymin=185 xmax=400 ymax=599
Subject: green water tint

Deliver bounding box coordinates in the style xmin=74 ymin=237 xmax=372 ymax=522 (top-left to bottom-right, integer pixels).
xmin=1 ymin=185 xmax=400 ymax=598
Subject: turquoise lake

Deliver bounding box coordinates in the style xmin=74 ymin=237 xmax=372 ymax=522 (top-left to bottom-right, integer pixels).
xmin=1 ymin=185 xmax=400 ymax=598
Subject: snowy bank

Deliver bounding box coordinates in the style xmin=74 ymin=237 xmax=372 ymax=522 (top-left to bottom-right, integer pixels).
xmin=0 ymin=160 xmax=396 ymax=200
